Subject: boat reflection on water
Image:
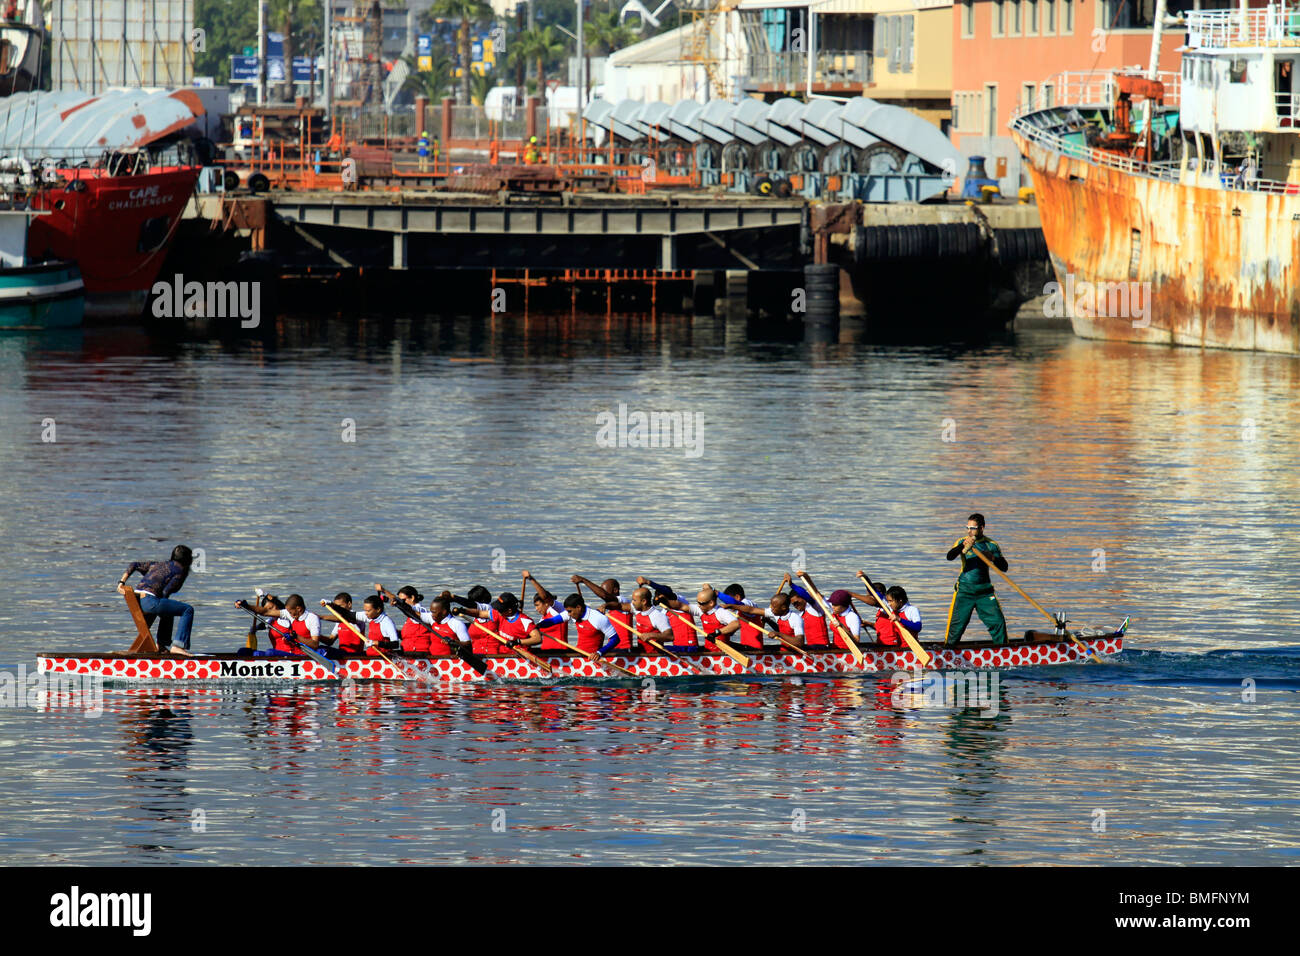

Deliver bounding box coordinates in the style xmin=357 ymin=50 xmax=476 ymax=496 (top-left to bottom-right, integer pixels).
xmin=119 ymin=691 xmax=196 ymax=855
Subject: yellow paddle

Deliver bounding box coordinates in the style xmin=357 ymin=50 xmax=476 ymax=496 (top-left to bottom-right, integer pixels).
xmin=968 ymin=548 xmax=1104 ymax=664
xmin=854 ymin=571 xmax=933 ymax=668
xmin=541 ymin=627 xmax=638 ymax=678
xmin=797 ymin=572 xmax=865 ymax=665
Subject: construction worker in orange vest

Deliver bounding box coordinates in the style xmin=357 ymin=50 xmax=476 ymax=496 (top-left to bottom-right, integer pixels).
xmin=523 ymin=135 xmax=539 ymax=164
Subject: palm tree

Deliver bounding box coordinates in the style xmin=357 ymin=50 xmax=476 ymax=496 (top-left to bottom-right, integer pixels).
xmin=512 ymin=26 xmax=564 ymax=101
xmin=402 ymin=51 xmax=454 ymax=102
xmin=470 ymin=68 xmax=498 ymax=106
xmin=584 ymin=10 xmax=637 ymax=57
xmin=431 ymin=0 xmax=494 ymax=105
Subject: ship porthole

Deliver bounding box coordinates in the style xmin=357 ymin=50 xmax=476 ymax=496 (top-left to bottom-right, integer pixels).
xmin=54 ymin=200 xmax=65 ymax=210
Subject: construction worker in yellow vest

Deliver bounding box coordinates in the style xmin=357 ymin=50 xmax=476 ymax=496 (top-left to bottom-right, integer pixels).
xmin=417 ymin=131 xmax=429 ymax=172
xmin=524 ymin=135 xmax=539 ymax=164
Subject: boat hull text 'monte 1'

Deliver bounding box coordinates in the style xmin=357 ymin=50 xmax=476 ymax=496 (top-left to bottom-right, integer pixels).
xmin=37 ymin=632 xmax=1124 ymax=682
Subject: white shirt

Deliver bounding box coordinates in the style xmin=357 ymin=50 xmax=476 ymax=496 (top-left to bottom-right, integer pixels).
xmin=634 ymin=606 xmax=671 ymax=632
xmin=768 ymin=609 xmax=805 ymax=637
xmin=897 ymin=603 xmax=921 ymax=629
xmin=276 ymin=610 xmax=321 ymax=638
xmin=352 ymin=610 xmax=398 ymax=643
xmin=834 ymin=607 xmax=863 ymax=639
xmin=689 ymin=602 xmax=737 ymax=628
xmin=552 ymin=601 xmax=618 ymax=640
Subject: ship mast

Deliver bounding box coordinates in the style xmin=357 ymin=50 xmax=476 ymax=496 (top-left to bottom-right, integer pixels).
xmin=1146 ymin=0 xmax=1166 ymax=80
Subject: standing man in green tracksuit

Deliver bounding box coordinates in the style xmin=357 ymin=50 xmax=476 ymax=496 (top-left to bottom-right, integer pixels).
xmin=944 ymin=513 xmax=1009 ymax=644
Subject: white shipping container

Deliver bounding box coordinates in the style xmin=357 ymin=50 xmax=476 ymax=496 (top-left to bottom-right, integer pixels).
xmin=49 ymin=0 xmax=193 ymax=92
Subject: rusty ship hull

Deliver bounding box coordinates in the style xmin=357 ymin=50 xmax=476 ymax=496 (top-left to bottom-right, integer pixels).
xmin=1012 ymin=122 xmax=1300 ymax=355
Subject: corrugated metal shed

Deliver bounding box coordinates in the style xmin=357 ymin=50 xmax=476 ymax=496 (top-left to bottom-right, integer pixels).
xmin=0 ymin=89 xmax=205 ymax=157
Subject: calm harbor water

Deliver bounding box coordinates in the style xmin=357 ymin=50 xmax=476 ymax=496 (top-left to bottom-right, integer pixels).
xmin=1 ymin=315 xmax=1298 ymax=865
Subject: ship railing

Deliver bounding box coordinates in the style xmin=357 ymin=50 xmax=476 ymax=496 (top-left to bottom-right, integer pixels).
xmin=1011 ymin=112 xmax=1300 ymax=194
xmin=1275 ymin=91 xmax=1300 ymax=124
xmin=1010 ymin=69 xmax=1181 ymax=123
xmin=1187 ymin=5 xmax=1300 ymax=49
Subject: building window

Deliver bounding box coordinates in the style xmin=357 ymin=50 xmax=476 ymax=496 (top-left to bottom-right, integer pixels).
xmin=1022 ymin=82 xmax=1036 ymax=109
xmin=1042 ymin=82 xmax=1055 ymax=107
xmin=954 ymin=91 xmax=987 ymax=133
xmin=1027 ymin=0 xmax=1038 ymax=34
xmin=1010 ymin=0 xmax=1021 ymax=35
xmin=994 ymin=0 xmax=1005 ymax=36
xmin=962 ymin=0 xmax=975 ymax=38
xmin=985 ymin=83 xmax=999 ymax=139
xmin=1063 ymin=0 xmax=1074 ymax=34
xmin=1046 ymin=0 xmax=1056 ymax=33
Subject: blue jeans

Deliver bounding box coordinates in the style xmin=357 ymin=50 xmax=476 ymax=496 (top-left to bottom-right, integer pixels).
xmin=138 ymin=594 xmax=194 ymax=649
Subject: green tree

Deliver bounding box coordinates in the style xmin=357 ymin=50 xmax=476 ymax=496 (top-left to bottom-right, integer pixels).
xmin=402 ymin=51 xmax=454 ymax=102
xmin=470 ymin=68 xmax=498 ymax=106
xmin=510 ymin=26 xmax=564 ymax=99
xmin=584 ymin=10 xmax=636 ymax=56
xmin=430 ymin=0 xmax=493 ymax=105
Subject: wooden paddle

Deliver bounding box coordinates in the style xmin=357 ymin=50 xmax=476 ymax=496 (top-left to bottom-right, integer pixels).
xmin=602 ymin=611 xmax=690 ymax=662
xmin=855 ymin=571 xmax=933 ymax=668
xmin=236 ymin=601 xmax=341 ymax=675
xmin=669 ymin=609 xmax=751 ymax=667
xmin=967 ymin=547 xmax=1104 ymax=664
xmin=722 ymin=604 xmax=810 ymax=657
xmin=797 ymin=572 xmax=865 ymax=665
xmin=455 ymin=611 xmax=553 ymax=674
xmin=320 ymin=602 xmax=406 ymax=671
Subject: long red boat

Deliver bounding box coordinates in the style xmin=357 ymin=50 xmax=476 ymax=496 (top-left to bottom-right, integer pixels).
xmin=37 ymin=629 xmax=1125 ymax=683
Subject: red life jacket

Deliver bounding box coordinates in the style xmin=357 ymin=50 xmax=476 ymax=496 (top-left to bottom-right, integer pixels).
xmin=536 ymin=614 xmax=569 ymax=650
xmin=365 ymin=618 xmax=388 ymax=657
xmin=337 ymin=617 xmax=365 ymax=654
xmin=875 ymin=613 xmax=900 ymax=646
xmin=777 ymin=614 xmax=798 ymax=638
xmin=494 ymin=611 xmax=535 ymax=654
xmin=401 ymin=618 xmax=430 ymax=654
xmin=666 ymin=609 xmax=698 ymax=647
xmin=802 ymin=610 xmax=829 ymax=647
xmin=633 ymin=609 xmax=661 ymax=653
xmin=606 ymin=608 xmax=633 ymax=651
xmin=469 ymin=610 xmax=501 ymax=655
xmin=425 ymin=618 xmax=462 ymax=656
xmin=271 ymin=616 xmax=310 ymax=654
xmin=734 ymin=609 xmax=764 ymax=650
xmin=574 ymin=611 xmax=607 ymax=655
xmin=700 ymin=608 xmax=733 ymax=649
xmin=831 ymin=611 xmax=859 ymax=650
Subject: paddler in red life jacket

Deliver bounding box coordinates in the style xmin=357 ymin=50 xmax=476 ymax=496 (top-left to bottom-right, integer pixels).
xmin=714 ymin=583 xmax=767 ymax=650
xmin=727 ymin=588 xmax=805 ymax=646
xmin=847 ymin=578 xmax=922 ymax=646
xmin=321 ymin=591 xmax=352 ymax=648
xmin=456 ymin=591 xmax=541 ymax=654
xmin=418 ymin=595 xmax=473 ymax=655
xmin=781 ymin=573 xmax=830 ymax=647
xmin=570 ymin=574 xmax=634 ymax=651
xmin=246 ymin=592 xmax=322 ymax=655
xmin=602 ymin=585 xmax=675 ymax=653
xmin=521 ymin=571 xmax=579 ymax=651
xmin=634 ymin=575 xmax=702 ymax=648
xmin=374 ymin=584 xmax=435 ymax=653
xmin=321 ymin=594 xmax=399 ymax=655
xmin=535 ymin=592 xmax=620 ymax=657
xmin=448 ymin=585 xmax=497 ymax=648
xmin=659 ymin=586 xmax=745 ymax=651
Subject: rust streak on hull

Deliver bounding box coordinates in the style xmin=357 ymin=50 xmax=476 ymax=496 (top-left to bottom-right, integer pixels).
xmin=1012 ymin=127 xmax=1300 ymax=355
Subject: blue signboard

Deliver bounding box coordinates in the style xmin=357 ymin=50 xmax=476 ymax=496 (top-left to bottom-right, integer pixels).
xmin=229 ymin=55 xmax=314 ymax=84
xmin=417 ymin=34 xmax=432 ymax=56
xmin=471 ymin=39 xmax=482 ymax=61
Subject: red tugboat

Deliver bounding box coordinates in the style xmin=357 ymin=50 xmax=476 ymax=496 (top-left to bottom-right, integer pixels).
xmin=0 ymin=12 xmax=202 ymax=317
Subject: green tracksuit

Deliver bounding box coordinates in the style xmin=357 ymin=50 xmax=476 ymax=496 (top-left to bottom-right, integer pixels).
xmin=945 ymin=538 xmax=1009 ymax=645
